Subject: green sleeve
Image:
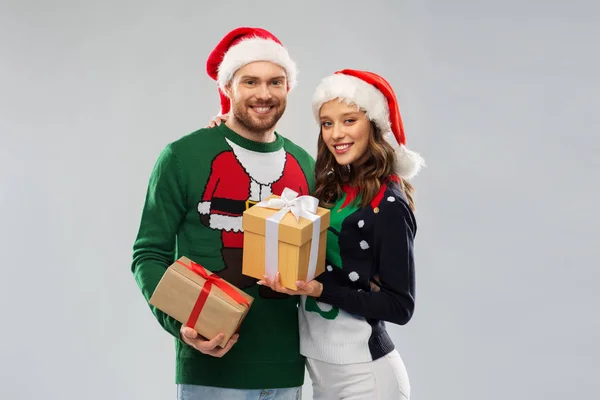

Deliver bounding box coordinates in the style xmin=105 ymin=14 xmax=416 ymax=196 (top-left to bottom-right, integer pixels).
xmin=306 ymin=154 xmax=316 ymax=194
xmin=284 ymin=139 xmax=316 ymax=193
xmin=131 ymin=144 xmax=186 ymax=339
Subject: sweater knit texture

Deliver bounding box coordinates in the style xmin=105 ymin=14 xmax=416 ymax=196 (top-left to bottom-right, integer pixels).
xmin=132 ymin=123 xmax=315 ymax=389
xmin=299 ymin=179 xmax=417 ymax=364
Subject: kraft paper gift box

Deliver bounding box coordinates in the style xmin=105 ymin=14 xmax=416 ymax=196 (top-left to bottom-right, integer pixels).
xmin=242 ymin=188 xmax=331 ymax=290
xmin=149 ymin=256 xmax=253 ymax=348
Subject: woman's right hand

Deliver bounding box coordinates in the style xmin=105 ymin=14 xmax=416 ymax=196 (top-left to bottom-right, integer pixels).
xmin=206 ymin=114 xmax=229 ymax=128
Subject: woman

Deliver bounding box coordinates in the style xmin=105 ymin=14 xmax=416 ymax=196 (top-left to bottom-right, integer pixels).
xmin=210 ymin=69 xmax=424 ymax=399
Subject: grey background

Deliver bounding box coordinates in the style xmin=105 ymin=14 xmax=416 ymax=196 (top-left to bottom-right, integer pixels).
xmin=1 ymin=0 xmax=598 ymax=399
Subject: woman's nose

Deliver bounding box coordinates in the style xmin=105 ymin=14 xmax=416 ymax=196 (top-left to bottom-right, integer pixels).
xmin=331 ymin=125 xmax=345 ymax=139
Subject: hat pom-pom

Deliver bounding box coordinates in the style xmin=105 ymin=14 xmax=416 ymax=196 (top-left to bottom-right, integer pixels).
xmin=394 ymin=145 xmax=425 ymax=180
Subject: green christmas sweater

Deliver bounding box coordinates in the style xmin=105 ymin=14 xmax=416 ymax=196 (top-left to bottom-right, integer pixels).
xmin=131 ymin=123 xmax=315 ymax=389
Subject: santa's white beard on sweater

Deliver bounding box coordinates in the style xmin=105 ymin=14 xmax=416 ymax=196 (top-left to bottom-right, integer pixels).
xmin=225 ymin=138 xmax=286 ymax=199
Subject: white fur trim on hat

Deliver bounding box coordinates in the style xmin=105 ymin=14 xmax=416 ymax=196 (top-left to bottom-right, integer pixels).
xmin=381 ymin=131 xmax=425 ymax=179
xmin=393 ymin=142 xmax=425 ymax=179
xmin=312 ymin=74 xmax=391 ymax=133
xmin=217 ymin=37 xmax=297 ymax=93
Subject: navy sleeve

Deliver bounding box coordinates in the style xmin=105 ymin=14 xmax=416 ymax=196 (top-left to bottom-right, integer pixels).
xmin=316 ymin=197 xmax=417 ymax=325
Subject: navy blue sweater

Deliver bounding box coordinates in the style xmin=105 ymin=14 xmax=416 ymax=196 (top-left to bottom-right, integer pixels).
xmin=298 ymin=178 xmax=417 ymax=363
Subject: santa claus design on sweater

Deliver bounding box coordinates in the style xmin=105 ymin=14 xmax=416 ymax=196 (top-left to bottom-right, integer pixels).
xmin=198 ymin=138 xmax=309 ymax=293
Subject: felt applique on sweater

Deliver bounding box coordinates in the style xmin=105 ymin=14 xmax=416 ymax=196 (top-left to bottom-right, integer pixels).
xmin=196 ymin=135 xmax=309 ymax=290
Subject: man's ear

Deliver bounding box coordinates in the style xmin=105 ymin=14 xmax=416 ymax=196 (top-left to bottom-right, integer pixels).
xmin=224 ymin=82 xmax=234 ymax=99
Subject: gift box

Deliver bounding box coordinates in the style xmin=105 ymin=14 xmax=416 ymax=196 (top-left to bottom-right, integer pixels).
xmin=242 ymin=188 xmax=331 ymax=290
xmin=149 ymin=256 xmax=253 ymax=348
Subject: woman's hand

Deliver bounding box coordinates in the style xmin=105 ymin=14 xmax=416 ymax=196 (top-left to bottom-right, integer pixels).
xmin=206 ymin=114 xmax=229 ymax=128
xmin=258 ymin=272 xmax=323 ymax=297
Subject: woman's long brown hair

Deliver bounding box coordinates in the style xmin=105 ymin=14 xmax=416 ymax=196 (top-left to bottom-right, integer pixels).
xmin=313 ymin=121 xmax=416 ymax=211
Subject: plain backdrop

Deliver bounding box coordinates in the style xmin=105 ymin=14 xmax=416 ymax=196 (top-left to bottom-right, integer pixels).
xmin=1 ymin=0 xmax=598 ymax=399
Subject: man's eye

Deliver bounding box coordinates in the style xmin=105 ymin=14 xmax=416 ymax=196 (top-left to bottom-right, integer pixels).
xmin=271 ymin=80 xmax=283 ymax=86
xmin=245 ymin=80 xmax=256 ymax=85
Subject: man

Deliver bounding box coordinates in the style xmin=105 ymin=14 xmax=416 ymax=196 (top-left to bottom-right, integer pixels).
xmin=131 ymin=27 xmax=314 ymax=399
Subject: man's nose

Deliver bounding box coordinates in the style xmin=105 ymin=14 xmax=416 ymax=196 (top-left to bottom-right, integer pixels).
xmin=255 ymin=83 xmax=272 ymax=100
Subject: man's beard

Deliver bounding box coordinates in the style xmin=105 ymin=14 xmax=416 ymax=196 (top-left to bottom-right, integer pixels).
xmin=231 ymin=98 xmax=287 ymax=134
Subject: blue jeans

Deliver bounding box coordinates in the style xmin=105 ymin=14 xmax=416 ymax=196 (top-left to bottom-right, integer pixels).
xmin=177 ymin=384 xmax=302 ymax=400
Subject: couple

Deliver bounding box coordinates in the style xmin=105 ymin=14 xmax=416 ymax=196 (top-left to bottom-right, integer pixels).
xmin=131 ymin=26 xmax=424 ymax=400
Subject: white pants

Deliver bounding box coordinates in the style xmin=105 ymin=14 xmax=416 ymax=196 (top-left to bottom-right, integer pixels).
xmin=306 ymin=350 xmax=410 ymax=400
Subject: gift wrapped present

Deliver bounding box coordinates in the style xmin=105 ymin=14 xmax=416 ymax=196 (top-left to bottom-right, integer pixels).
xmin=242 ymin=188 xmax=330 ymax=290
xmin=149 ymin=256 xmax=253 ymax=348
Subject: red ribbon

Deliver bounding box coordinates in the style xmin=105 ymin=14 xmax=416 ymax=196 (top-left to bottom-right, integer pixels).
xmin=177 ymin=259 xmax=250 ymax=330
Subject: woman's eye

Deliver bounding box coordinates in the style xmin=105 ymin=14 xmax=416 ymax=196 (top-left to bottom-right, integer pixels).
xmin=321 ymin=121 xmax=332 ymax=127
xmin=344 ymin=119 xmax=356 ymax=124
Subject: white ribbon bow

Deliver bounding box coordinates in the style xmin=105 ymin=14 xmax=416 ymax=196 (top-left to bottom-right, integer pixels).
xmin=255 ymin=188 xmax=322 ymax=282
xmin=258 ymin=188 xmax=319 ymax=222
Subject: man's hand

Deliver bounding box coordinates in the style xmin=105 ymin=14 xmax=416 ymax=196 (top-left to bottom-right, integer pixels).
xmin=180 ymin=326 xmax=238 ymax=358
xmin=257 ymin=272 xmax=323 ymax=298
xmin=206 ymin=114 xmax=229 ymax=128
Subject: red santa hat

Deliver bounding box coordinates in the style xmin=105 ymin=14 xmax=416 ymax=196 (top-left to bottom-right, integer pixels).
xmin=312 ymin=69 xmax=425 ymax=179
xmin=206 ymin=27 xmax=298 ymax=115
